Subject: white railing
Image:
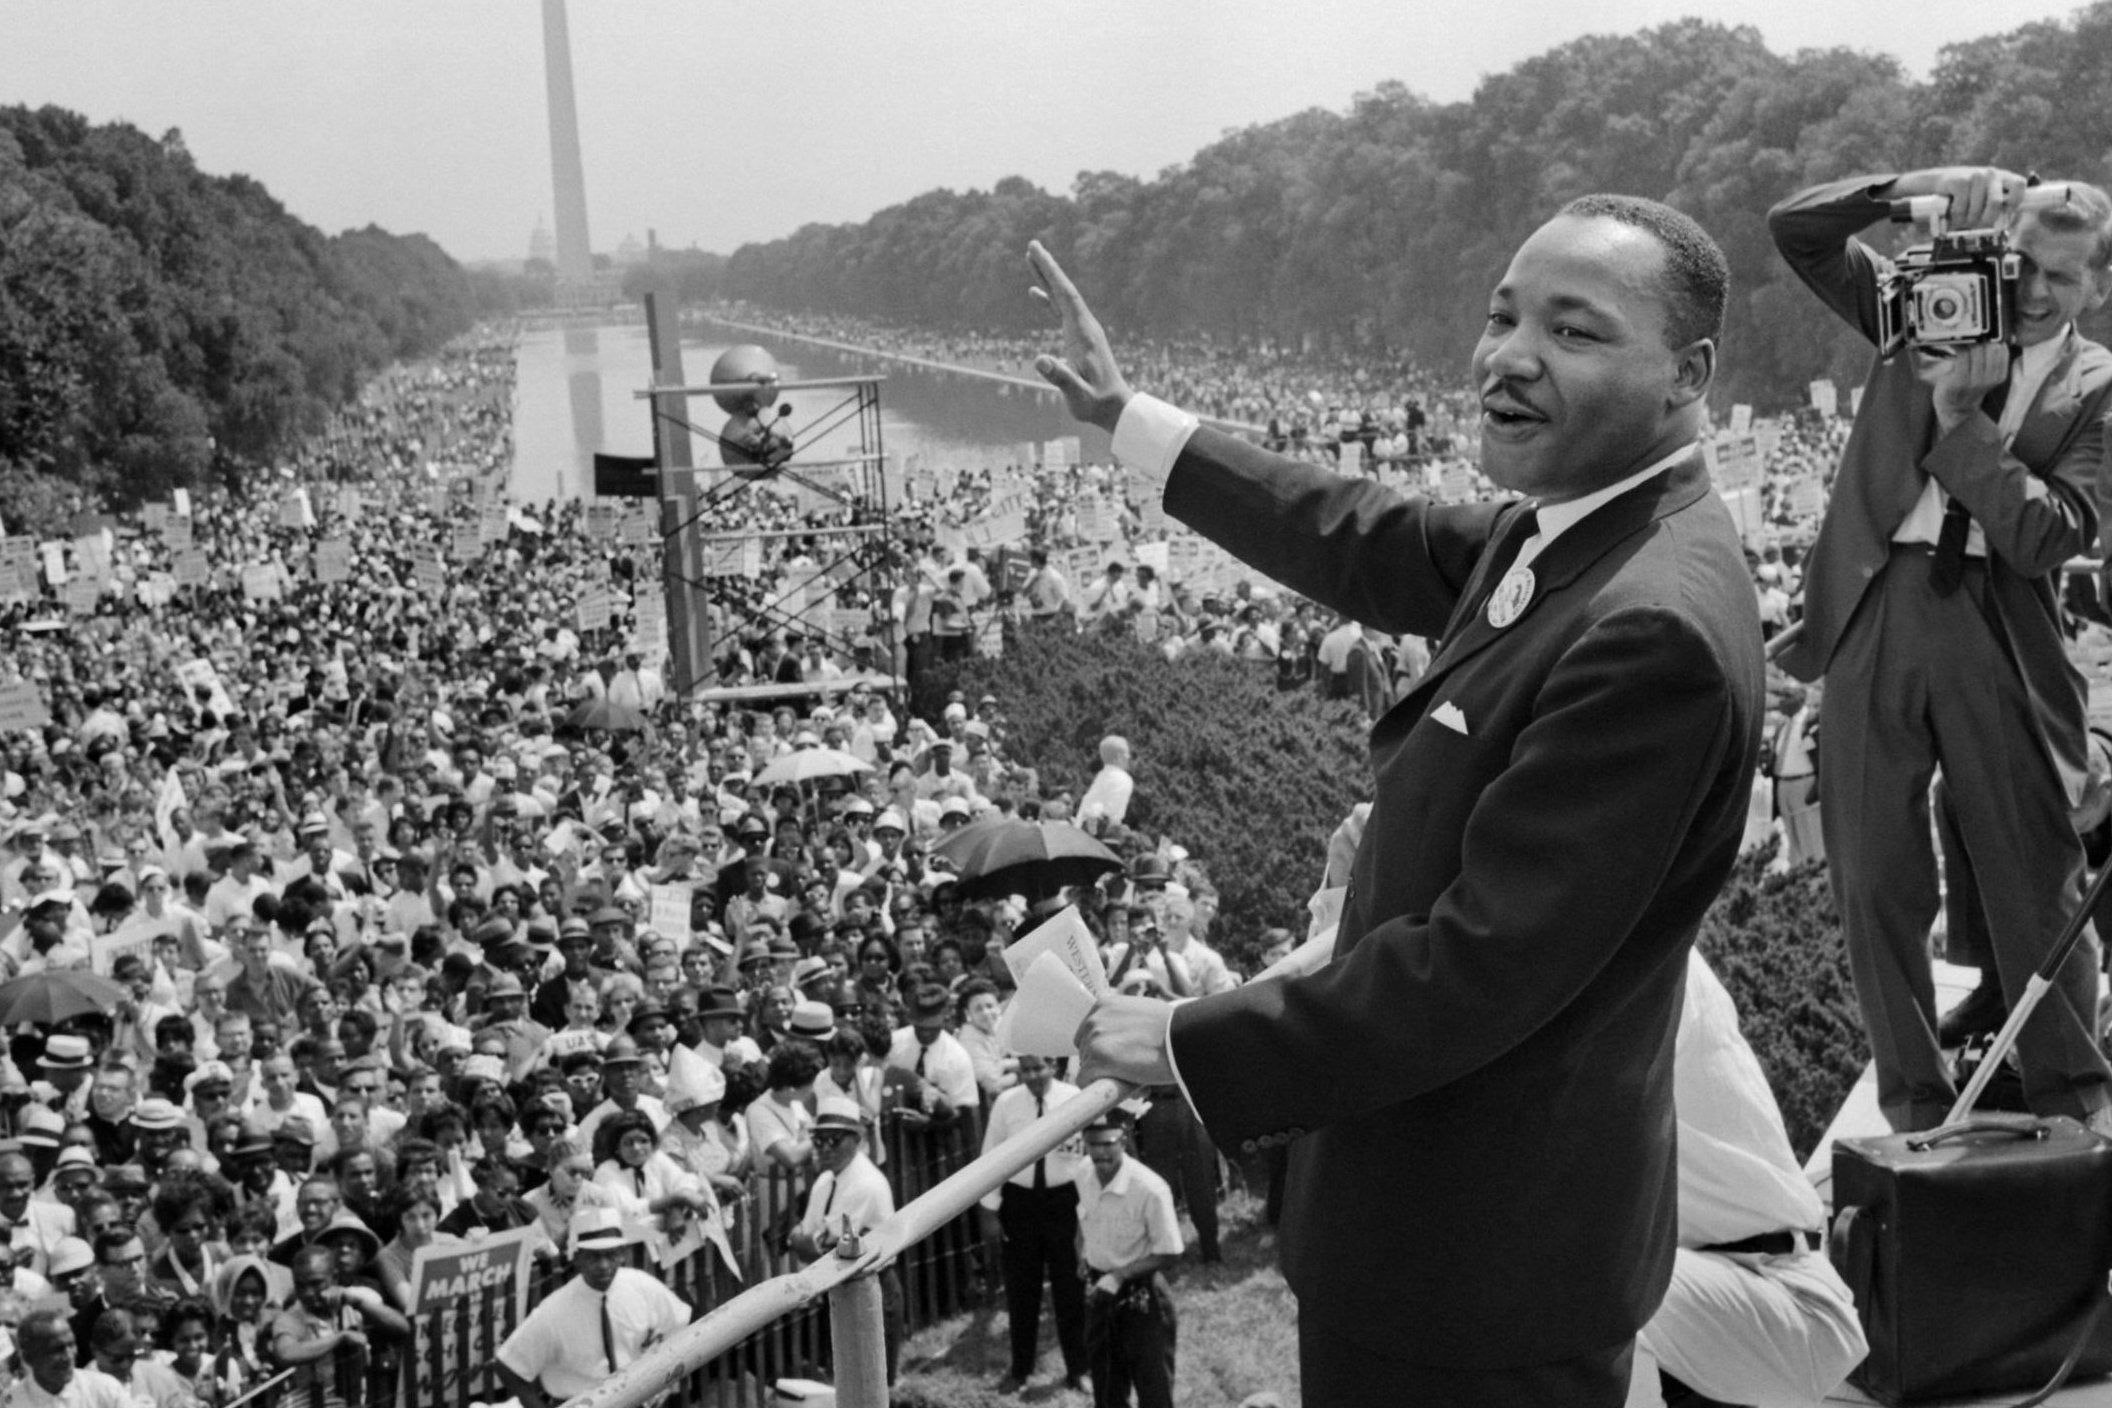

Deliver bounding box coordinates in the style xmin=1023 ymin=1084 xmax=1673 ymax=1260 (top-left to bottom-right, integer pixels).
xmin=566 ymin=1077 xmax=1134 ymax=1408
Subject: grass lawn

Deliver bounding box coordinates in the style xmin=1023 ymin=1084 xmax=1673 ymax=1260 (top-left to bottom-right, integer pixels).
xmin=894 ymin=1189 xmax=1301 ymax=1408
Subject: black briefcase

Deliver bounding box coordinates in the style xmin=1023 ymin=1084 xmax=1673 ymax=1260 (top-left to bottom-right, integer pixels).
xmin=1831 ymin=1113 xmax=2112 ymax=1404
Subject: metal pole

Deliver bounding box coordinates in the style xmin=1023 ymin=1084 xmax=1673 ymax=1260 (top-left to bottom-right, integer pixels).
xmin=644 ymin=289 xmax=710 ymax=694
xmin=827 ymin=1228 xmax=888 ymax=1408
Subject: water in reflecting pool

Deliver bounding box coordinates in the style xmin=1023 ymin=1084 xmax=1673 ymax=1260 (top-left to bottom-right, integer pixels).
xmin=510 ymin=321 xmax=1112 ymax=503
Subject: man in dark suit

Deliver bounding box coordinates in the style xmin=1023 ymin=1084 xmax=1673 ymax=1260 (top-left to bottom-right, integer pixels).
xmin=1769 ymin=167 xmax=2112 ymax=1133
xmin=1035 ymin=193 xmax=1763 ymax=1406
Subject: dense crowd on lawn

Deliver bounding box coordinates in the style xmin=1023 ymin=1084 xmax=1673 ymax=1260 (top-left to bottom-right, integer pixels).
xmin=0 ymin=334 xmax=1263 ymax=1405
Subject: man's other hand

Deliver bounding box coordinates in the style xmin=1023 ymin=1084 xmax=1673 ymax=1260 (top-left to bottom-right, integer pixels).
xmin=1914 ymin=342 xmax=2010 ymax=430
xmin=1074 ymin=992 xmax=1176 ymax=1087
xmin=1028 ymin=241 xmax=1134 ymax=434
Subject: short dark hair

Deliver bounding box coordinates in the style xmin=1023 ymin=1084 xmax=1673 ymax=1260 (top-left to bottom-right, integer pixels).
xmin=765 ymin=1040 xmax=825 ymax=1093
xmin=1558 ymin=193 xmax=1729 ymax=348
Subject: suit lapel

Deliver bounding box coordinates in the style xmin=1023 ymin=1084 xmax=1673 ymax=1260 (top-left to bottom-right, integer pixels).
xmin=2010 ymin=330 xmax=2082 ymax=470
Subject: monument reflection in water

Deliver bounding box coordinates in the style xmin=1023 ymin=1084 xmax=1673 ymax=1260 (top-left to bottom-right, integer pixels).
xmin=510 ymin=321 xmax=1113 ymax=504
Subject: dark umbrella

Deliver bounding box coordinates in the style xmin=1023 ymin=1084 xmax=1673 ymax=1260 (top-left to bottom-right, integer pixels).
xmin=564 ymin=698 xmax=651 ymax=733
xmin=0 ymin=970 xmax=127 ymax=1027
xmin=929 ymin=818 xmax=1124 ymax=901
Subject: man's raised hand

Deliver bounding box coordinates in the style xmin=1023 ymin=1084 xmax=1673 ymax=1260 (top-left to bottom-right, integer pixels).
xmin=1028 ymin=241 xmax=1134 ymax=434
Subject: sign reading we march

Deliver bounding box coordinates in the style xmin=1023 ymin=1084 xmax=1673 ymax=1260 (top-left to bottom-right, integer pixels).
xmin=408 ymin=1225 xmax=537 ymax=1318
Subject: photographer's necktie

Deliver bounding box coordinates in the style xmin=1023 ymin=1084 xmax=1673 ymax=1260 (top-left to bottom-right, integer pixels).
xmin=1932 ymin=358 xmax=2017 ymax=596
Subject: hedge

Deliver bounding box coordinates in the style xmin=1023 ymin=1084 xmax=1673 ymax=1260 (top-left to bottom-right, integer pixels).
xmin=920 ymin=626 xmax=1867 ymax=1156
xmin=1697 ymin=848 xmax=1868 ymax=1159
xmin=914 ymin=623 xmax=1369 ymax=971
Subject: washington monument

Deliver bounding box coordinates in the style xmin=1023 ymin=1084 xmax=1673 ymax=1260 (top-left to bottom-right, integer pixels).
xmin=541 ymin=0 xmax=596 ymax=302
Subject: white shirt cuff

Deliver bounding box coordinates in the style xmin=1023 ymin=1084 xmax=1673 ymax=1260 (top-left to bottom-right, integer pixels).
xmin=1112 ymin=393 xmax=1200 ymax=496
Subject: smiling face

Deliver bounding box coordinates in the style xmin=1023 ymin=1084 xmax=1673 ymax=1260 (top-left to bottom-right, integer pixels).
xmin=1472 ymin=213 xmax=1709 ymax=502
xmin=2012 ymin=213 xmax=2112 ymax=346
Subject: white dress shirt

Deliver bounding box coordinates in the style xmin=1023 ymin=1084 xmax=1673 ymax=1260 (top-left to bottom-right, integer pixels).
xmin=978 ymin=1079 xmax=1087 ymax=1210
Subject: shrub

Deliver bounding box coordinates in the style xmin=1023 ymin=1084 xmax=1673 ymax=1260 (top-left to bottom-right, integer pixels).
xmin=1696 ymin=847 xmax=1867 ymax=1160
xmin=915 ymin=624 xmax=1369 ymax=971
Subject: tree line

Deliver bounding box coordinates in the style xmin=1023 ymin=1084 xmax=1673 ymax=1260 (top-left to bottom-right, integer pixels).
xmin=0 ymin=105 xmax=509 ymax=530
xmin=712 ymin=10 xmax=2112 ymax=409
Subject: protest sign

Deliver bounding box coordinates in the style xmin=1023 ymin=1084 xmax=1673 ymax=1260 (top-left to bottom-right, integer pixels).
xmin=40 ymin=543 xmax=67 ymax=586
xmin=1809 ymin=380 xmax=1839 ymax=417
xmin=479 ymin=502 xmax=510 ymax=546
xmin=72 ymin=534 xmax=110 ymax=582
xmin=585 ymin=502 xmax=619 ymax=540
xmin=90 ymin=930 xmax=155 ymax=980
xmin=0 ymin=682 xmax=52 ymax=732
xmin=576 ymin=586 xmax=613 ymax=633
xmin=240 ymin=564 xmax=282 ymax=602
xmin=649 ymin=882 xmax=692 ymax=944
xmin=0 ymin=564 xmax=35 ymax=604
xmin=171 ymin=488 xmax=191 ymax=517
xmin=314 ymin=539 xmax=352 ymax=585
xmin=449 ymin=525 xmax=481 ymax=563
xmin=1441 ymin=463 xmax=1475 ymax=501
xmin=1729 ymin=403 xmax=1753 ymax=436
xmin=171 ymin=550 xmax=209 ymax=588
xmin=173 ymin=659 xmax=235 ymax=719
xmin=63 ymin=579 xmax=100 ymax=614
xmin=163 ymin=516 xmax=193 ymax=550
xmin=408 ymin=1225 xmax=537 ymax=1319
xmin=410 ymin=545 xmax=446 ymax=597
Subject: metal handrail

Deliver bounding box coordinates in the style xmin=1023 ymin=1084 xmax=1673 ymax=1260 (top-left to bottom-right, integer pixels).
xmin=565 ymin=1076 xmax=1133 ymax=1408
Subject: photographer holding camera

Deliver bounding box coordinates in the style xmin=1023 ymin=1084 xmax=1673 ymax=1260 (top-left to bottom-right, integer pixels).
xmin=1770 ymin=166 xmax=2112 ymax=1133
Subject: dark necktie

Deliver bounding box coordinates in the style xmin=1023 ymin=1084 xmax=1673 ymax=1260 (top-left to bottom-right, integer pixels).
xmin=1482 ymin=505 xmax=1541 ymax=595
xmin=915 ymin=1043 xmax=929 ymax=1079
xmin=600 ymin=1293 xmax=618 ymax=1373
xmin=1932 ymin=362 xmax=2015 ymax=596
xmin=1032 ymin=1096 xmax=1047 ymax=1190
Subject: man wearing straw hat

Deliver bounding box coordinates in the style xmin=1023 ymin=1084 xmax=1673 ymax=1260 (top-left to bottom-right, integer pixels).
xmin=495 ymin=1206 xmax=691 ymax=1408
xmin=791 ymin=1095 xmax=903 ymax=1384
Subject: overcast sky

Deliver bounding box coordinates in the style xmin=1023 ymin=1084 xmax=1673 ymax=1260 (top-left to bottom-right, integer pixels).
xmin=0 ymin=0 xmax=2085 ymax=264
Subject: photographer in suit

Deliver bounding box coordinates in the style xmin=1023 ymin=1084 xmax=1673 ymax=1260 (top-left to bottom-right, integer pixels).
xmin=1036 ymin=190 xmax=1763 ymax=1406
xmin=1769 ymin=168 xmax=2112 ymax=1133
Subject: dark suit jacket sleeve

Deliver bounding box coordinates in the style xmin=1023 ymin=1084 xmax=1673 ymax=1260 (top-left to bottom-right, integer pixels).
xmin=1770 ymin=174 xmax=2095 ymax=576
xmin=1768 ymin=174 xmax=1899 ymax=342
xmin=1162 ymin=426 xmax=1503 ymax=639
xmin=1168 ymin=603 xmax=1741 ymax=1145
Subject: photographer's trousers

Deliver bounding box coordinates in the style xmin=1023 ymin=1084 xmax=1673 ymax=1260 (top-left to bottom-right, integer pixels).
xmin=1822 ymin=546 xmax=2112 ymax=1131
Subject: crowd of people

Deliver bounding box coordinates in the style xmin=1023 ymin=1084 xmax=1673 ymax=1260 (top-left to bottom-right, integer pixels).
xmin=0 ymin=330 xmax=1271 ymax=1406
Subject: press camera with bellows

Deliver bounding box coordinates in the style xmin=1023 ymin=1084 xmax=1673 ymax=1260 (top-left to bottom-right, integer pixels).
xmin=1876 ymin=181 xmax=2079 ymax=357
